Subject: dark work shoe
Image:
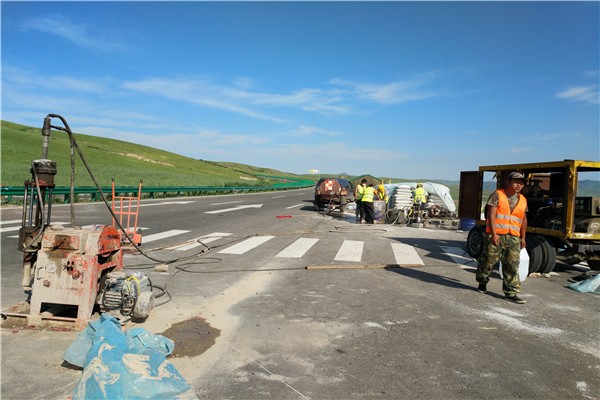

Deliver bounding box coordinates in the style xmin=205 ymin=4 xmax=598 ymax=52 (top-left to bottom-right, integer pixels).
xmin=477 ymin=283 xmax=487 ymax=293
xmin=505 ymin=294 xmax=526 ymax=304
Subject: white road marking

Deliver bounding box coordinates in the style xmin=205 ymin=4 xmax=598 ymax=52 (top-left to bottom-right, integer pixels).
xmin=335 ymin=240 xmax=364 ymax=262
xmin=205 ymin=204 xmax=263 ymax=214
xmin=0 ymin=219 xmax=22 ymax=225
xmin=170 ymin=232 xmax=233 ymax=251
xmin=286 ymin=204 xmax=304 ymax=209
xmin=218 ymin=235 xmax=274 ymax=254
xmin=272 ymin=195 xmax=285 ymax=199
xmin=82 ymin=225 xmax=150 ymax=231
xmin=0 ymin=222 xmax=68 ymax=233
xmin=391 ymin=242 xmax=424 ymax=267
xmin=440 ymin=246 xmax=477 ymax=270
xmin=139 ymin=201 xmax=195 ymax=207
xmin=142 ymin=229 xmax=190 ymax=243
xmin=210 ymin=200 xmax=243 ymax=206
xmin=276 ymin=238 xmax=319 ymax=258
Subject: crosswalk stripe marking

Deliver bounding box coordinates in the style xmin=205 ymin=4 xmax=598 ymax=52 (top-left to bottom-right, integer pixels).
xmin=440 ymin=246 xmax=477 ymax=270
xmin=218 ymin=235 xmax=275 ymax=255
xmin=0 ymin=222 xmax=68 ymax=233
xmin=391 ymin=243 xmax=424 ymax=267
xmin=142 ymin=230 xmax=190 ymax=243
xmin=0 ymin=219 xmax=22 ymax=225
xmin=335 ymin=240 xmax=364 ymax=262
xmin=286 ymin=204 xmax=304 ymax=209
xmin=276 ymin=238 xmax=319 ymax=258
xmin=171 ymin=232 xmax=233 ymax=251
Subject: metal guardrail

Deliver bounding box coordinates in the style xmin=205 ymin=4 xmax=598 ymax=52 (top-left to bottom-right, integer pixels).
xmin=1 ymin=181 xmax=315 ymax=203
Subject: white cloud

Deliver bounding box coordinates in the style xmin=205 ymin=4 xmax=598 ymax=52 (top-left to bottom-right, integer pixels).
xmin=122 ymin=77 xmax=288 ymax=123
xmin=329 ymin=75 xmax=439 ymax=104
xmin=288 ymin=125 xmax=343 ymax=137
xmin=556 ymin=85 xmax=599 ymax=105
xmin=21 ymin=15 xmax=126 ymax=52
xmin=3 ymin=65 xmax=109 ymax=93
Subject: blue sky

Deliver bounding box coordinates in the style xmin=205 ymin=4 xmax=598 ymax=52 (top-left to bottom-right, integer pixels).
xmin=2 ymin=1 xmax=599 ymax=180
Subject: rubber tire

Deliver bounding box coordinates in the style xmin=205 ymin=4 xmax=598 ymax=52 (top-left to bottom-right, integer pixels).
xmin=526 ymin=235 xmax=544 ymax=274
xmin=314 ymin=198 xmax=321 ymax=211
xmin=539 ymin=237 xmax=557 ymax=274
xmin=466 ymin=225 xmax=486 ymax=259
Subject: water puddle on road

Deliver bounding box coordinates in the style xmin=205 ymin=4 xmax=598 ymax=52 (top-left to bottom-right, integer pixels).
xmin=161 ymin=316 xmax=220 ymax=358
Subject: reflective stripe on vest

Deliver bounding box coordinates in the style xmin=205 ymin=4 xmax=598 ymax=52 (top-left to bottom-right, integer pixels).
xmin=486 ymin=189 xmax=527 ymax=236
xmin=362 ymin=187 xmax=375 ymax=203
xmin=357 ymin=185 xmax=365 ymax=200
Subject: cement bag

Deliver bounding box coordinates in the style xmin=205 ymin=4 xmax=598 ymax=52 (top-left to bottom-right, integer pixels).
xmin=499 ymin=248 xmax=529 ymax=282
xmin=70 ymin=315 xmax=196 ymax=400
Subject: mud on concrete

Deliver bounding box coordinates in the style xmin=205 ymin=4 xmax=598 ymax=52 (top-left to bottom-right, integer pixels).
xmin=161 ymin=316 xmax=220 ymax=358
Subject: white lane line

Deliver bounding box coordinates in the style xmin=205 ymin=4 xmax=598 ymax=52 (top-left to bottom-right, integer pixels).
xmin=286 ymin=204 xmax=304 ymax=209
xmin=82 ymin=225 xmax=150 ymax=231
xmin=205 ymin=204 xmax=263 ymax=214
xmin=0 ymin=222 xmax=68 ymax=233
xmin=276 ymin=238 xmax=319 ymax=258
xmin=335 ymin=240 xmax=364 ymax=262
xmin=440 ymin=246 xmax=477 ymax=270
xmin=272 ymin=195 xmax=285 ymax=199
xmin=0 ymin=219 xmax=22 ymax=225
xmin=218 ymin=236 xmax=274 ymax=255
xmin=139 ymin=201 xmax=195 ymax=207
xmin=142 ymin=230 xmax=190 ymax=243
xmin=391 ymin=242 xmax=424 ymax=267
xmin=1 ymin=226 xmax=25 ymax=233
xmin=171 ymin=232 xmax=233 ymax=251
xmin=210 ymin=200 xmax=243 ymax=206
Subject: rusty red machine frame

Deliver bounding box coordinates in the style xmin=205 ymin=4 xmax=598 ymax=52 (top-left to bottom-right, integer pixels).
xmin=28 ymin=225 xmax=123 ymax=329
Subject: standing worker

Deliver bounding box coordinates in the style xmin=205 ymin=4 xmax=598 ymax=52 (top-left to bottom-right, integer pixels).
xmin=362 ymin=183 xmax=376 ymax=224
xmin=355 ymin=179 xmax=367 ymax=223
xmin=476 ymin=172 xmax=528 ymax=304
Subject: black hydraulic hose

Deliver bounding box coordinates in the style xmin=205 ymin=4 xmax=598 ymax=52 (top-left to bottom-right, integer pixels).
xmin=42 ymin=114 xmax=193 ymax=265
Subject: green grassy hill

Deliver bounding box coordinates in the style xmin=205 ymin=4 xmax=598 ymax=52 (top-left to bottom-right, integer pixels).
xmin=0 ymin=120 xmax=312 ymax=188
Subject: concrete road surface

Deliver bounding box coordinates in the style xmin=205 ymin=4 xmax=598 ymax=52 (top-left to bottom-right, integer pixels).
xmin=1 ymin=190 xmax=599 ymax=399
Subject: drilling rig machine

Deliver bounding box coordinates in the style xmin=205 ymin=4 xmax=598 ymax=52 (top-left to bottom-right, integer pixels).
xmin=16 ymin=114 xmax=153 ymax=329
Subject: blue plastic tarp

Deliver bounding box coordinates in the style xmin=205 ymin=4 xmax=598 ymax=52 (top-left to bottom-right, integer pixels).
xmin=64 ymin=314 xmax=196 ymax=399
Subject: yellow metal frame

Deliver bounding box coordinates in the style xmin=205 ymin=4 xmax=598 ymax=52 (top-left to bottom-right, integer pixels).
xmin=477 ymin=160 xmax=600 ymax=242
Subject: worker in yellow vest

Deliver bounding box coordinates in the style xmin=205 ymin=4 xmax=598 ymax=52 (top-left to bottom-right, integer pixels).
xmin=476 ymin=172 xmax=529 ymax=304
xmin=376 ymin=184 xmax=389 ymax=205
xmin=413 ymin=183 xmax=427 ymax=205
xmin=354 ymin=179 xmax=367 ymax=222
xmin=362 ymin=183 xmax=376 ymax=224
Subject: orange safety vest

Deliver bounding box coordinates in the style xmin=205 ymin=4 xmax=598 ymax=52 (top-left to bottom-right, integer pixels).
xmin=486 ymin=189 xmax=527 ymax=236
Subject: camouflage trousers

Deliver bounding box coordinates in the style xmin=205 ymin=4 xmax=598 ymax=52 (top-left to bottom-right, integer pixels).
xmin=476 ymin=233 xmax=522 ymax=295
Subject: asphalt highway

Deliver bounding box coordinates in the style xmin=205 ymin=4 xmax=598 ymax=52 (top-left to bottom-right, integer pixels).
xmin=1 ymin=189 xmax=598 ymax=399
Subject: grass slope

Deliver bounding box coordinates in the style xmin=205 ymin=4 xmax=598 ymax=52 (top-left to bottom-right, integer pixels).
xmin=1 ymin=120 xmax=310 ymax=187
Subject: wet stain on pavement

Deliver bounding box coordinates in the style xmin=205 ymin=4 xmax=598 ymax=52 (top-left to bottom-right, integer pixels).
xmin=161 ymin=316 xmax=220 ymax=358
